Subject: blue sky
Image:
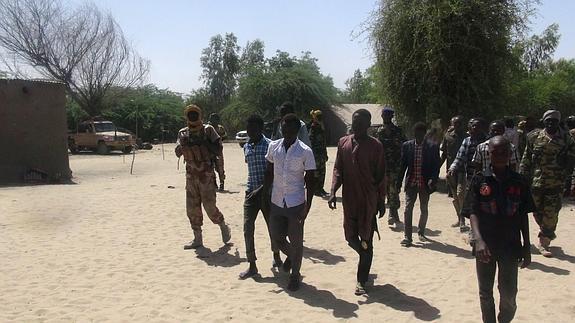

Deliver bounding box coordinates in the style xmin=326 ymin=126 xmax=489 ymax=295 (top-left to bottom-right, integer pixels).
xmin=89 ymin=0 xmax=575 ymax=94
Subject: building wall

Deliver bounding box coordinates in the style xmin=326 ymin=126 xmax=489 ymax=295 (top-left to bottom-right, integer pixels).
xmin=0 ymin=79 xmax=71 ymax=184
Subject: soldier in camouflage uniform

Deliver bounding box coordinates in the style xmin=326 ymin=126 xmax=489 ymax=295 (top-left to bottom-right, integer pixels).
xmin=440 ymin=115 xmax=467 ymax=229
xmin=309 ymin=110 xmax=329 ymax=197
xmin=520 ymin=110 xmax=575 ymax=257
xmin=208 ymin=113 xmax=227 ymax=191
xmin=176 ymin=105 xmax=231 ymax=249
xmin=377 ymin=106 xmax=406 ymax=225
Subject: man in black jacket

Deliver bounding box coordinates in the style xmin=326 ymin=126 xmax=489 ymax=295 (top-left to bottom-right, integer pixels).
xmin=398 ymin=122 xmax=441 ymax=246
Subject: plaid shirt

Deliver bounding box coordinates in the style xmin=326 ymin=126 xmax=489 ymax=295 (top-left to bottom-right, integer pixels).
xmin=472 ymin=140 xmax=519 ymax=176
xmin=449 ymin=135 xmax=487 ymax=180
xmin=244 ymin=135 xmax=271 ymax=192
xmin=408 ymin=143 xmax=425 ymax=188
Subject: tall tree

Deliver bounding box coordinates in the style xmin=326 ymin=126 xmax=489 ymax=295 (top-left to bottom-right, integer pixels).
xmin=0 ymin=0 xmax=150 ymax=116
xmin=200 ymin=33 xmax=240 ymax=107
xmin=370 ymin=0 xmax=536 ymax=124
xmin=344 ymin=69 xmax=370 ymax=103
xmin=240 ymin=39 xmax=265 ymax=72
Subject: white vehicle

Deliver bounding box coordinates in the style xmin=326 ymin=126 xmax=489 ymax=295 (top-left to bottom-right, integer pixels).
xmin=235 ymin=130 xmax=248 ymax=147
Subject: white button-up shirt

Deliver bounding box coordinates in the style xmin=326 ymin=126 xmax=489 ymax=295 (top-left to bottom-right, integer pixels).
xmin=266 ymin=138 xmax=316 ymax=208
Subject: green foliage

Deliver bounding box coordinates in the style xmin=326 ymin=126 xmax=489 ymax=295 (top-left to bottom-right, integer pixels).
xmin=200 ymin=33 xmax=241 ymax=108
xmin=66 ymin=84 xmax=185 ymax=142
xmin=341 ymin=66 xmax=384 ymax=104
xmin=220 ymin=50 xmax=337 ymax=134
xmin=370 ymin=0 xmax=535 ymax=124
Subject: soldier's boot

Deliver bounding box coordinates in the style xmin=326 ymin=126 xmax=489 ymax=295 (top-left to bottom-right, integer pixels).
xmin=219 ymin=221 xmax=231 ymax=244
xmin=538 ymin=236 xmax=552 ymax=257
xmin=184 ymin=229 xmax=203 ymax=250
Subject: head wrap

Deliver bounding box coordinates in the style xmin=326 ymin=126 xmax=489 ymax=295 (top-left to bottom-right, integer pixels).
xmin=310 ymin=109 xmax=322 ymax=121
xmin=543 ymin=109 xmax=561 ymax=121
xmin=184 ymin=104 xmax=204 ymax=132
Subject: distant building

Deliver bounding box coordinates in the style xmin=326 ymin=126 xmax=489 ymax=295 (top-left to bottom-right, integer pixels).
xmin=0 ymin=79 xmax=72 ymax=184
xmin=322 ymin=104 xmax=384 ymax=145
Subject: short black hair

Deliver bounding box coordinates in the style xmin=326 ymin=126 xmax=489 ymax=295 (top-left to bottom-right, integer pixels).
xmin=353 ymin=109 xmax=372 ymax=122
xmin=281 ymin=113 xmax=301 ymax=130
xmin=279 ymin=101 xmax=295 ymax=115
xmin=490 ymin=120 xmax=505 ymax=129
xmin=413 ymin=122 xmax=427 ymax=132
xmin=246 ymin=114 xmax=264 ymax=128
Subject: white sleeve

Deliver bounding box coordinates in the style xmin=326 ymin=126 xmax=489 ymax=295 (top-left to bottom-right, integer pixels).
xmin=265 ymin=142 xmax=274 ymax=163
xmin=304 ymin=147 xmax=316 ymax=171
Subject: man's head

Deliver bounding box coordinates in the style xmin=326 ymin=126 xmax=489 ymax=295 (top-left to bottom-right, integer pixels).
xmin=451 ymin=115 xmax=464 ymax=133
xmin=184 ymin=104 xmax=203 ymax=129
xmin=310 ymin=109 xmax=323 ymax=123
xmin=381 ymin=106 xmax=394 ymax=124
xmin=413 ymin=122 xmax=427 ymax=143
xmin=468 ymin=118 xmax=482 ymax=136
xmin=352 ymin=109 xmax=372 ymax=136
xmin=504 ymin=118 xmax=514 ymax=129
xmin=209 ymin=113 xmax=220 ymax=124
xmin=489 ymin=120 xmax=506 ymax=137
xmin=246 ymin=114 xmax=264 ymax=140
xmin=281 ymin=113 xmax=301 ymax=143
xmin=566 ymin=116 xmax=575 ymax=130
xmin=543 ymin=109 xmax=561 ymax=134
xmin=488 ymin=135 xmax=511 ymax=169
xmin=279 ymin=101 xmax=295 ymax=118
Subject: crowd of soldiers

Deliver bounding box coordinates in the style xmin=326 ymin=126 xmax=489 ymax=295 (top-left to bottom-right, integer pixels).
xmin=173 ymin=102 xmax=574 ymax=322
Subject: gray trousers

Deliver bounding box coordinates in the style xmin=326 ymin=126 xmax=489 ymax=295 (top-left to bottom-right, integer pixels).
xmin=270 ymin=203 xmax=305 ymax=278
xmin=403 ymin=185 xmax=430 ymax=240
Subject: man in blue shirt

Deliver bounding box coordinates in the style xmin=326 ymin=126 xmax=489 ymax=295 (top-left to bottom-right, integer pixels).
xmin=239 ymin=115 xmax=282 ymax=279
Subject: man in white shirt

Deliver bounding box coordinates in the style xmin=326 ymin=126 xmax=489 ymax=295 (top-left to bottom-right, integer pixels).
xmin=264 ymin=113 xmax=316 ymax=291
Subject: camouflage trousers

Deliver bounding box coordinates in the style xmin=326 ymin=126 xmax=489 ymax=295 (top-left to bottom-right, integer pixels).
xmin=447 ymin=172 xmax=467 ymax=221
xmin=314 ymin=162 xmax=326 ymax=194
xmin=531 ymin=189 xmax=562 ymax=240
xmin=215 ymin=155 xmax=225 ymax=184
xmin=385 ymin=169 xmax=401 ymax=211
xmin=186 ymin=171 xmax=225 ymax=231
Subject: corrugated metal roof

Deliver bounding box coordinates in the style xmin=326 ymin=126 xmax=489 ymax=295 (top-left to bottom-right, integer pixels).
xmin=330 ymin=104 xmax=384 ymax=126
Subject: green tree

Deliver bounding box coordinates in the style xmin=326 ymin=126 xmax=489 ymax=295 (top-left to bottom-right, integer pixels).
xmin=370 ymin=0 xmax=535 ymax=124
xmin=344 ymin=69 xmax=370 ymax=103
xmin=200 ymin=33 xmax=241 ymax=108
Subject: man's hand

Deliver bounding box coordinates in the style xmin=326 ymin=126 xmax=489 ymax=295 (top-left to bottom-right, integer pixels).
xmin=328 ymin=194 xmax=337 ymax=210
xmin=520 ymin=246 xmax=531 ymax=268
xmin=475 ymin=239 xmax=491 ymax=263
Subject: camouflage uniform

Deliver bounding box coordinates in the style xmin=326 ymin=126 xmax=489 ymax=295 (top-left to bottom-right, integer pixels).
xmin=309 ymin=121 xmax=328 ymax=195
xmin=210 ymin=123 xmax=227 ymax=188
xmin=441 ymin=129 xmax=467 ymax=219
xmin=520 ymin=128 xmax=575 ymax=240
xmin=377 ymin=123 xmax=406 ymax=219
xmin=177 ymin=125 xmax=225 ymax=231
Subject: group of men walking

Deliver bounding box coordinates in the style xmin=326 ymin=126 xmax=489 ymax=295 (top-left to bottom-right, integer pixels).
xmin=173 ymin=102 xmax=574 ymax=322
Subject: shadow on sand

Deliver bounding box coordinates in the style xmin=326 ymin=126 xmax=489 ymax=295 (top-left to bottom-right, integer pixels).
xmin=414 ymin=237 xmax=474 ymax=259
xmin=253 ymin=271 xmax=359 ymax=319
xmin=526 ymin=261 xmax=570 ymax=275
xmin=303 ymin=246 xmax=346 ymax=265
xmin=359 ymin=284 xmax=441 ymax=321
xmin=193 ymin=243 xmax=245 ymax=267
xmin=549 ymin=246 xmax=575 ymax=264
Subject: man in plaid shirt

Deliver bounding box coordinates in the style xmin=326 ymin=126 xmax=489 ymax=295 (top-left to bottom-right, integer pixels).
xmin=239 ymin=115 xmax=282 ymax=279
xmin=473 ymin=120 xmax=519 ymax=177
xmin=398 ymin=122 xmax=441 ymax=247
xmin=448 ymin=118 xmax=488 ymax=182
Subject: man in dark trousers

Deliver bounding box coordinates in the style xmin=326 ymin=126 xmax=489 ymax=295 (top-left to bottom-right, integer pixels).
xmin=462 ymin=136 xmax=532 ymax=323
xmin=264 ymin=114 xmax=316 ymax=291
xmin=328 ymin=109 xmax=386 ymax=295
xmin=398 ymin=122 xmax=440 ymax=246
xmin=239 ymin=115 xmax=282 ymax=279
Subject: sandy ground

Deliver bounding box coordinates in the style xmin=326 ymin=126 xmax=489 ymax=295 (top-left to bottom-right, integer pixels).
xmin=1 ymin=142 xmax=574 ymax=322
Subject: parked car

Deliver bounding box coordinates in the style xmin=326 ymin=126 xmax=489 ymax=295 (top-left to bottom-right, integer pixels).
xmin=235 ymin=130 xmax=248 ymax=147
xmin=68 ymin=120 xmax=135 ymax=154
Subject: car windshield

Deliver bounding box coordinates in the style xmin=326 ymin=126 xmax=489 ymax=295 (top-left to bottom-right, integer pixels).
xmin=94 ymin=122 xmax=116 ymax=132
